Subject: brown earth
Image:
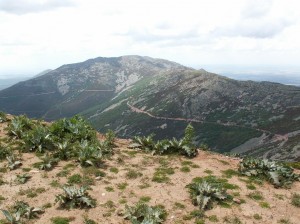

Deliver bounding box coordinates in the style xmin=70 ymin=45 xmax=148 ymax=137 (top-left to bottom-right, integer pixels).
xmin=0 ymin=119 xmax=299 ymax=224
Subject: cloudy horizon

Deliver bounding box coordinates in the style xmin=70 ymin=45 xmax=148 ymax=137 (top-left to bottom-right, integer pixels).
xmin=1 ymin=0 xmax=300 ymax=78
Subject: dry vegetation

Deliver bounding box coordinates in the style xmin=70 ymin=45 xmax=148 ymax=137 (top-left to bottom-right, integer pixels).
xmin=0 ymin=113 xmax=299 ymax=224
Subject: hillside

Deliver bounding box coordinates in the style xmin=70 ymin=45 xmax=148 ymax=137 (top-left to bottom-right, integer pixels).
xmin=0 ymin=114 xmax=300 ymax=224
xmin=0 ymin=56 xmax=299 ymax=159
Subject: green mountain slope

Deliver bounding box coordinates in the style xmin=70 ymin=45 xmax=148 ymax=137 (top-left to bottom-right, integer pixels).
xmin=0 ymin=56 xmax=299 ymax=160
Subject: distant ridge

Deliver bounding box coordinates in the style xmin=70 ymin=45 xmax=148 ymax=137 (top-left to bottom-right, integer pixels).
xmin=0 ymin=55 xmax=299 ymax=160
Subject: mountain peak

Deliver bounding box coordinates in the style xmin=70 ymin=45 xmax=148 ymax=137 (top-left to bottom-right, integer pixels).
xmin=0 ymin=55 xmax=299 ymax=161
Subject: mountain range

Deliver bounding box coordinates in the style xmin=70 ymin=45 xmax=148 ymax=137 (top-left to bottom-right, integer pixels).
xmin=0 ymin=55 xmax=299 ymax=161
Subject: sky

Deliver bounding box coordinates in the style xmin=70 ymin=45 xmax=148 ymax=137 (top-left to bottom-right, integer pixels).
xmin=0 ymin=0 xmax=300 ymax=78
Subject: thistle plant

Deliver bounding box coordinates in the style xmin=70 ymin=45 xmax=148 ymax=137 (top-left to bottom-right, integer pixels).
xmin=0 ymin=209 xmax=21 ymax=224
xmin=36 ymin=153 xmax=59 ymax=171
xmin=1 ymin=201 xmax=44 ymax=223
xmin=54 ymin=140 xmax=74 ymax=160
xmin=7 ymin=115 xmax=34 ymax=139
xmin=55 ymin=186 xmax=96 ymax=209
xmin=15 ymin=174 xmax=31 ymax=184
xmin=130 ymin=124 xmax=198 ymax=158
xmin=50 ymin=115 xmax=97 ymax=143
xmin=187 ymin=181 xmax=228 ymax=210
xmin=6 ymin=154 xmax=22 ymax=170
xmin=0 ymin=143 xmax=11 ymax=161
xmin=131 ymin=134 xmax=155 ymax=152
xmin=239 ymin=158 xmax=300 ymax=188
xmin=22 ymin=125 xmax=53 ymax=153
xmin=124 ymin=202 xmax=167 ymax=224
xmin=0 ymin=111 xmax=8 ymax=123
xmin=76 ymin=140 xmax=103 ymax=167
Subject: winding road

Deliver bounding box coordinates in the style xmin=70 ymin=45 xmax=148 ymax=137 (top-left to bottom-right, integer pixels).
xmin=126 ymin=100 xmax=275 ymax=136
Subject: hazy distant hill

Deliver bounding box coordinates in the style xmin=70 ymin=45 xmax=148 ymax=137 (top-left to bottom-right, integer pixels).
xmin=0 ymin=77 xmax=31 ymax=90
xmin=0 ymin=55 xmax=299 ymax=160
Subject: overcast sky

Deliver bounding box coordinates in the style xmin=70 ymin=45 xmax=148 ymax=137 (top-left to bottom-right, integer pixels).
xmin=0 ymin=0 xmax=300 ymax=78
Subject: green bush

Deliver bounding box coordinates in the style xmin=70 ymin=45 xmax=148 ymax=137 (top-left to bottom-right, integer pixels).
xmin=50 ymin=116 xmax=97 ymax=143
xmin=187 ymin=180 xmax=229 ymax=211
xmin=0 ymin=112 xmax=8 ymax=123
xmin=130 ymin=124 xmax=198 ymax=158
xmin=22 ymin=125 xmax=54 ymax=153
xmin=7 ymin=115 xmax=35 ymax=139
xmin=124 ymin=202 xmax=167 ymax=224
xmin=239 ymin=158 xmax=300 ymax=188
xmin=55 ymin=186 xmax=96 ymax=209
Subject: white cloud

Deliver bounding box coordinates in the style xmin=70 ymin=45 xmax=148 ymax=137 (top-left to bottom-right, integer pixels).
xmin=0 ymin=0 xmax=76 ymax=15
xmin=0 ymin=0 xmax=300 ymax=77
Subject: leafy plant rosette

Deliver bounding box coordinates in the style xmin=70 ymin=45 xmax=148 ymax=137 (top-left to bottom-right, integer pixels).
xmin=187 ymin=180 xmax=229 ymax=211
xmin=239 ymin=158 xmax=300 ymax=188
xmin=124 ymin=202 xmax=167 ymax=224
xmin=55 ymin=186 xmax=96 ymax=209
xmin=130 ymin=124 xmax=198 ymax=158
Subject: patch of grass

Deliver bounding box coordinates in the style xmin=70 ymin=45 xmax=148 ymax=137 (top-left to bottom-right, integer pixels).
xmin=83 ymin=217 xmax=97 ymax=224
xmin=183 ymin=210 xmax=205 ymax=222
xmin=105 ymin=186 xmax=114 ymax=192
xmin=0 ymin=178 xmax=5 ymax=186
xmin=204 ymin=169 xmax=213 ymax=174
xmin=222 ymin=169 xmax=239 ymax=178
xmin=103 ymin=212 xmax=112 ymax=217
xmin=117 ymin=182 xmax=128 ymax=190
xmin=22 ymin=167 xmax=31 ymax=172
xmin=253 ymin=214 xmax=262 ymax=220
xmin=217 ymin=159 xmax=230 ymax=165
xmin=141 ymin=157 xmax=152 ymax=166
xmin=152 ymin=166 xmax=175 ymax=183
xmin=181 ymin=161 xmax=193 ymax=166
xmin=232 ymin=192 xmax=240 ymax=197
xmin=102 ymin=200 xmax=115 ymax=209
xmin=158 ymin=157 xmax=169 ymax=166
xmin=291 ymin=193 xmax=300 ymax=207
xmin=173 ymin=202 xmax=185 ymax=209
xmin=56 ymin=170 xmax=70 ymax=177
xmin=67 ymin=174 xmax=82 ymax=184
xmin=208 ymin=215 xmax=219 ymax=222
xmin=223 ymin=216 xmax=242 ymax=224
xmin=180 ymin=166 xmax=191 ymax=173
xmin=275 ymin=194 xmax=285 ymax=200
xmin=36 ymin=187 xmax=46 ymax=193
xmin=247 ymin=191 xmax=264 ymax=201
xmin=82 ymin=166 xmax=106 ymax=178
xmin=119 ymin=198 xmax=127 ymax=204
xmin=139 ymin=196 xmax=151 ymax=203
xmin=50 ymin=180 xmax=61 ymax=188
xmin=278 ymin=218 xmax=292 ymax=224
xmin=192 ymin=175 xmax=239 ymax=190
xmin=109 ymin=167 xmax=119 ymax=173
xmin=123 ymin=150 xmax=138 ymax=157
xmin=67 ymin=174 xmax=94 ymax=186
xmin=246 ymin=184 xmax=256 ymax=190
xmin=219 ymin=201 xmax=232 ymax=208
xmin=51 ymin=216 xmax=73 ymax=224
xmin=19 ymin=187 xmax=46 ymax=198
xmin=260 ymin=201 xmax=270 ymax=208
xmin=125 ymin=169 xmax=142 ymax=179
xmin=43 ymin=202 xmax=52 ymax=208
xmin=0 ymin=168 xmax=7 ymax=173
xmin=239 ymin=176 xmax=263 ymax=186
xmin=138 ymin=182 xmax=151 ymax=189
xmin=190 ymin=164 xmax=200 ymax=168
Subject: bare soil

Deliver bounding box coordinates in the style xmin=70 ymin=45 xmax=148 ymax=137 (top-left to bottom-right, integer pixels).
xmin=0 ymin=121 xmax=299 ymax=224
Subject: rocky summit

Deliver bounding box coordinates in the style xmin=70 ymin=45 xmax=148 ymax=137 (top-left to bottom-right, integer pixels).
xmin=0 ymin=56 xmax=299 ymax=160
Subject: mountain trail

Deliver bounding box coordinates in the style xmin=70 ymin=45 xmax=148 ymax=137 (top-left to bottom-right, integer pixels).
xmin=127 ymin=100 xmax=280 ymax=137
